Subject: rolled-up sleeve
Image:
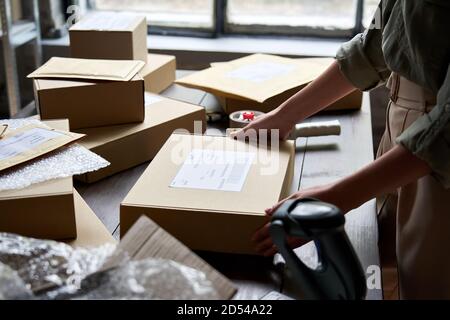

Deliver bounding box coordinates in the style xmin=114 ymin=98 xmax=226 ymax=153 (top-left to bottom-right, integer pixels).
xmin=335 ymin=2 xmax=391 ymax=91
xmin=397 ymin=64 xmax=450 ymax=188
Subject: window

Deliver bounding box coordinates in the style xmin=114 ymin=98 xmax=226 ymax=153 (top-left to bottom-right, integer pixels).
xmin=226 ymin=0 xmax=358 ymax=37
xmin=88 ymin=0 xmax=377 ymax=38
xmin=91 ymin=0 xmax=215 ymax=31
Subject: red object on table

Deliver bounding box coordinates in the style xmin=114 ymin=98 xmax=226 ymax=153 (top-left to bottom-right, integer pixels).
xmin=242 ymin=112 xmax=255 ymax=121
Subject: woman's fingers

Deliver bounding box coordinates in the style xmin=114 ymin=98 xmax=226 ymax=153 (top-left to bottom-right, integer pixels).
xmin=252 ymin=223 xmax=271 ymax=242
xmin=255 ymin=236 xmax=275 ymax=255
xmin=265 ymin=193 xmax=298 ymax=215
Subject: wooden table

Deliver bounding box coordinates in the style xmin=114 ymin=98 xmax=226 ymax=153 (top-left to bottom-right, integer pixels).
xmin=75 ymin=71 xmax=382 ymax=300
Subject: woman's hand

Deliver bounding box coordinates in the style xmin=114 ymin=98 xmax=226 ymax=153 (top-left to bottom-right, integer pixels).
xmin=252 ymin=183 xmax=348 ymax=257
xmin=230 ymin=108 xmax=296 ymax=141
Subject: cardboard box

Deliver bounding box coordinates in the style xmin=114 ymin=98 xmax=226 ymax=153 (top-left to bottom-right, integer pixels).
xmin=104 ymin=216 xmax=236 ymax=299
xmin=139 ymin=54 xmax=176 ymax=94
xmin=67 ymin=191 xmax=116 ymax=248
xmin=177 ymin=54 xmax=362 ymax=114
xmin=121 ymin=133 xmax=295 ymax=255
xmin=69 ymin=12 xmax=148 ymax=62
xmin=0 ymin=120 xmax=76 ymax=240
xmin=30 ymin=59 xmax=145 ymax=130
xmin=12 ymin=0 xmax=22 ymax=22
xmin=75 ymin=94 xmax=206 ymax=183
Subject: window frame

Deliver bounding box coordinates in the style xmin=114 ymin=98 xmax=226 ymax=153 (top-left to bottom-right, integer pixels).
xmin=87 ymin=0 xmax=366 ymax=39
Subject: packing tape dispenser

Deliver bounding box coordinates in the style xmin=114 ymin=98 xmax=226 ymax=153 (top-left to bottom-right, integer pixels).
xmin=229 ymin=110 xmax=341 ymax=139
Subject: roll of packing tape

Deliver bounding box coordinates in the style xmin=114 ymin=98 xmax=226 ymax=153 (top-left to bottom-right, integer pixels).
xmin=290 ymin=120 xmax=341 ymax=139
xmin=229 ymin=110 xmax=265 ymax=128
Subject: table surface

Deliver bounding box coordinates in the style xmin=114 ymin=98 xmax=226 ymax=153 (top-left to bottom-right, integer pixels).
xmin=75 ymin=71 xmax=382 ymax=300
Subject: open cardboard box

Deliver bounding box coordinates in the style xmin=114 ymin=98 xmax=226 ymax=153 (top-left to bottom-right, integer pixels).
xmin=0 ymin=120 xmax=76 ymax=240
xmin=75 ymin=94 xmax=206 ymax=183
xmin=31 ymin=58 xmax=145 ymax=130
xmin=104 ymin=216 xmax=237 ymax=299
xmin=176 ymin=54 xmax=362 ymax=114
xmin=69 ymin=12 xmax=148 ymax=62
xmin=121 ymin=133 xmax=295 ymax=255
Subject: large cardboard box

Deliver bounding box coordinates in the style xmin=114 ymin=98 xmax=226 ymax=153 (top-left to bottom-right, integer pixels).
xmin=0 ymin=120 xmax=76 ymax=240
xmin=75 ymin=94 xmax=206 ymax=183
xmin=121 ymin=133 xmax=295 ymax=255
xmin=67 ymin=191 xmax=116 ymax=248
xmin=69 ymin=12 xmax=148 ymax=62
xmin=176 ymin=54 xmax=362 ymax=114
xmin=139 ymin=54 xmax=176 ymax=94
xmin=32 ymin=58 xmax=145 ymax=130
xmin=105 ymin=216 xmax=237 ymax=299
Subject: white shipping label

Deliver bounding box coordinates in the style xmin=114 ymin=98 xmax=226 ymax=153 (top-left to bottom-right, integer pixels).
xmin=144 ymin=92 xmax=163 ymax=106
xmin=74 ymin=12 xmax=138 ymax=31
xmin=0 ymin=128 xmax=64 ymax=161
xmin=170 ymin=150 xmax=255 ymax=192
xmin=226 ymin=62 xmax=296 ymax=83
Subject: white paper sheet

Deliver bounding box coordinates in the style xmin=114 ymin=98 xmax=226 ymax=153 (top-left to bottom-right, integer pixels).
xmin=170 ymin=150 xmax=255 ymax=192
xmin=0 ymin=128 xmax=64 ymax=161
xmin=144 ymin=93 xmax=163 ymax=107
xmin=226 ymin=62 xmax=296 ymax=83
xmin=73 ymin=12 xmax=139 ymax=31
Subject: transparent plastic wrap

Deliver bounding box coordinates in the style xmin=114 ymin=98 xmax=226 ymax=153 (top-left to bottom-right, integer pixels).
xmin=0 ymin=233 xmax=116 ymax=295
xmin=73 ymin=259 xmax=219 ymax=300
xmin=0 ymin=263 xmax=32 ymax=300
xmin=0 ymin=119 xmax=109 ymax=191
xmin=0 ymin=234 xmax=219 ymax=300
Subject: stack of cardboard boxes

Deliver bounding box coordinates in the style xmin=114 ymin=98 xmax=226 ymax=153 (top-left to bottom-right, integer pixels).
xmin=1 ymin=13 xmax=205 ymax=247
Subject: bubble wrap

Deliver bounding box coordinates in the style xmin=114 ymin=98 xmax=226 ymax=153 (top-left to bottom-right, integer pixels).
xmin=0 ymin=233 xmax=219 ymax=300
xmin=73 ymin=259 xmax=219 ymax=300
xmin=0 ymin=119 xmax=110 ymax=191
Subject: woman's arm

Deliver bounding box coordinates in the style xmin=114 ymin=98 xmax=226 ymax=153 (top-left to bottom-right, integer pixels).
xmin=254 ymin=144 xmax=431 ymax=256
xmin=231 ymin=61 xmax=356 ymax=139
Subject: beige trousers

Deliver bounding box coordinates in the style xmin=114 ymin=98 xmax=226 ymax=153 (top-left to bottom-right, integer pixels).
xmin=377 ymin=74 xmax=450 ymax=299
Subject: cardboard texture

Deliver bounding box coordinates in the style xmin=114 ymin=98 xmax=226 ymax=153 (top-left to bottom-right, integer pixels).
xmin=28 ymin=57 xmax=145 ymax=82
xmin=121 ymin=133 xmax=295 ymax=255
xmin=67 ymin=191 xmax=116 ymax=248
xmin=70 ymin=13 xmax=148 ymax=62
xmin=105 ymin=216 xmax=236 ymax=299
xmin=75 ymin=94 xmax=206 ymax=183
xmin=177 ymin=54 xmax=362 ymax=113
xmin=139 ymin=54 xmax=176 ymax=93
xmin=0 ymin=120 xmax=76 ymax=240
xmin=0 ymin=124 xmax=84 ymax=172
xmin=33 ymin=74 xmax=145 ymax=130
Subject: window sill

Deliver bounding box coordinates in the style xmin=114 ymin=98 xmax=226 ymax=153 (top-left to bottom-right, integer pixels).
xmin=42 ymin=34 xmax=343 ymax=69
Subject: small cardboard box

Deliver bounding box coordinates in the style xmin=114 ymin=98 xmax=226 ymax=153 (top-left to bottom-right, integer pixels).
xmin=32 ymin=58 xmax=145 ymax=130
xmin=121 ymin=133 xmax=295 ymax=255
xmin=176 ymin=54 xmax=362 ymax=114
xmin=104 ymin=216 xmax=237 ymax=299
xmin=69 ymin=12 xmax=148 ymax=62
xmin=75 ymin=94 xmax=206 ymax=183
xmin=0 ymin=120 xmax=76 ymax=240
xmin=67 ymin=190 xmax=116 ymax=248
xmin=139 ymin=54 xmax=176 ymax=94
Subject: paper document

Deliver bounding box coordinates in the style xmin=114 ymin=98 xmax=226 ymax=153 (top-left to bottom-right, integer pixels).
xmin=72 ymin=12 xmax=139 ymax=31
xmin=144 ymin=92 xmax=163 ymax=106
xmin=170 ymin=150 xmax=255 ymax=192
xmin=0 ymin=128 xmax=63 ymax=161
xmin=0 ymin=124 xmax=84 ymax=172
xmin=226 ymin=62 xmax=295 ymax=83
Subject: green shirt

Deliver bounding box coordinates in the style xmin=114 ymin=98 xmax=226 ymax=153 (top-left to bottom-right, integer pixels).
xmin=336 ymin=0 xmax=450 ymax=188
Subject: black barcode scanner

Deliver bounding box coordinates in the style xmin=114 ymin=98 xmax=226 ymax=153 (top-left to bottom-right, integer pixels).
xmin=270 ymin=198 xmax=366 ymax=300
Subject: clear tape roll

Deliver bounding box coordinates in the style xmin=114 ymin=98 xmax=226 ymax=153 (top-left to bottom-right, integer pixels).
xmin=229 ymin=110 xmax=265 ymax=128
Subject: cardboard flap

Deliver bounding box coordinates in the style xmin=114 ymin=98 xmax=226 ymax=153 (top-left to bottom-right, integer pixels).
xmin=104 ymin=216 xmax=237 ymax=299
xmin=0 ymin=124 xmax=84 ymax=172
xmin=28 ymin=57 xmax=144 ymax=82
xmin=176 ymin=54 xmax=335 ymax=103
